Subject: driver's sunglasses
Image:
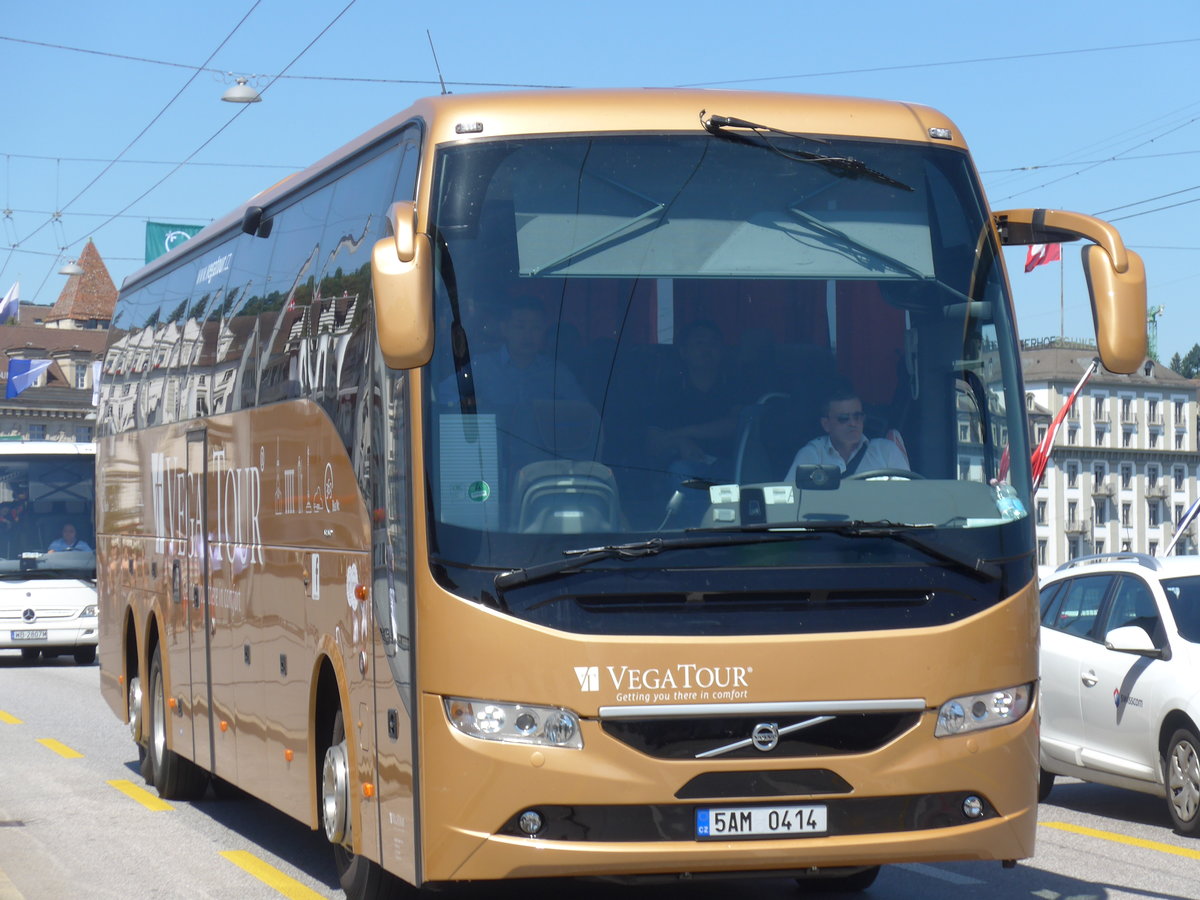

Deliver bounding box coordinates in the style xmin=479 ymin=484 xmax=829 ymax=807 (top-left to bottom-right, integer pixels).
xmin=833 ymin=412 xmax=866 ymax=424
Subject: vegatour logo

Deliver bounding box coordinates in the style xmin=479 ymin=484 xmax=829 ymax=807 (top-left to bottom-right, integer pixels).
xmin=572 ymin=664 xmax=752 ymax=703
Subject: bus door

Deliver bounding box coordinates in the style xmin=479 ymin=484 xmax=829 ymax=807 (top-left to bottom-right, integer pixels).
xmin=185 ymin=427 xmax=216 ymax=774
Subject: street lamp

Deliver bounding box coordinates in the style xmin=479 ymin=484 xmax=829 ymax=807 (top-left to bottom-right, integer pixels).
xmin=222 ymin=76 xmax=262 ymax=104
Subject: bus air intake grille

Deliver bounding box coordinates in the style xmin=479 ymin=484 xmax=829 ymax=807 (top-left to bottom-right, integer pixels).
xmin=601 ymin=712 xmax=920 ymax=760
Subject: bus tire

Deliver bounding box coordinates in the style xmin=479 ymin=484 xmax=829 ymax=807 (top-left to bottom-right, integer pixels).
xmin=323 ymin=708 xmax=396 ymax=900
xmin=1038 ymin=768 xmax=1055 ymax=802
xmin=1165 ymin=726 xmax=1200 ymax=835
xmin=147 ymin=646 xmax=208 ymax=800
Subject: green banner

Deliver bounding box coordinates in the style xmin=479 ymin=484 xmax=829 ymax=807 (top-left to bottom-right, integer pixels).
xmin=145 ymin=222 xmax=203 ymax=263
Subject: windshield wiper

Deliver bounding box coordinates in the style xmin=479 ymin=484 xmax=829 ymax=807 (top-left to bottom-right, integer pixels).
xmin=700 ymin=111 xmax=912 ymax=192
xmin=696 ymin=520 xmax=1002 ymax=583
xmin=494 ymin=532 xmax=815 ymax=593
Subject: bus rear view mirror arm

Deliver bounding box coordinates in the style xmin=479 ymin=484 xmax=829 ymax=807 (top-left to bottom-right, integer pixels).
xmin=372 ymin=200 xmax=434 ymax=369
xmin=993 ymin=207 xmax=1146 ymax=375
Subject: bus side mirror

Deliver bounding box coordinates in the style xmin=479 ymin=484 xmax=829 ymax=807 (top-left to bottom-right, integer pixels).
xmin=994 ymin=208 xmax=1147 ymax=374
xmin=372 ymin=201 xmax=434 ymax=369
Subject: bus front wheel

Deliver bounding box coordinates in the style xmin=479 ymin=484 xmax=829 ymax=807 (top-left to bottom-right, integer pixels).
xmin=322 ymin=708 xmax=396 ymax=899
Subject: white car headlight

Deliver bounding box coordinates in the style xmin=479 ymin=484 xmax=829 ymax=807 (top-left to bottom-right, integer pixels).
xmin=935 ymin=683 xmax=1032 ymax=737
xmin=445 ymin=697 xmax=583 ymax=749
xmin=81 ymin=605 xmax=98 ymax=618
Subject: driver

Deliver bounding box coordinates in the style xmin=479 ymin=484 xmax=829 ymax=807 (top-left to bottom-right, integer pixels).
xmin=785 ymin=386 xmax=908 ymax=478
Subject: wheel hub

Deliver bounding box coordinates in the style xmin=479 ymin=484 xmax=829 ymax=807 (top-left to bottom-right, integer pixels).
xmin=322 ymin=740 xmax=351 ymax=846
xmin=128 ymin=676 xmax=143 ymax=744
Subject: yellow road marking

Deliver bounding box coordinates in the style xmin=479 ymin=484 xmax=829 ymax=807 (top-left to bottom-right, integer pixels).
xmin=107 ymin=779 xmax=174 ymax=812
xmin=35 ymin=738 xmax=82 ymax=759
xmin=0 ymin=711 xmax=21 ymax=725
xmin=0 ymin=864 xmax=27 ymax=900
xmin=1042 ymin=820 xmax=1200 ymax=860
xmin=220 ymin=851 xmax=327 ymax=900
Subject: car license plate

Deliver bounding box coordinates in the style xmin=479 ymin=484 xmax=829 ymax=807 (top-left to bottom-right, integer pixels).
xmin=11 ymin=630 xmax=47 ymax=641
xmin=696 ymin=804 xmax=827 ymax=839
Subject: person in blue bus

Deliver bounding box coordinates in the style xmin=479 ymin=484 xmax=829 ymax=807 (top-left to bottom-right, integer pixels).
xmin=48 ymin=523 xmax=91 ymax=553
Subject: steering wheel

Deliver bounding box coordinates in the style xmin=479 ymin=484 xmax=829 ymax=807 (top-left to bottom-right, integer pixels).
xmin=844 ymin=468 xmax=925 ymax=481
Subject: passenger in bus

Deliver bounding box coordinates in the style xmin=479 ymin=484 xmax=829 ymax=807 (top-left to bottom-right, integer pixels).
xmin=786 ymin=385 xmax=909 ymax=478
xmin=648 ymin=319 xmax=748 ymax=502
xmin=48 ymin=523 xmax=91 ymax=553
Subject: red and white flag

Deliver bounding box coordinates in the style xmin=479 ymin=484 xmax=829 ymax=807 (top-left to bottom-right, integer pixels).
xmin=1024 ymin=243 xmax=1061 ymax=273
xmin=1030 ymin=359 xmax=1098 ymax=490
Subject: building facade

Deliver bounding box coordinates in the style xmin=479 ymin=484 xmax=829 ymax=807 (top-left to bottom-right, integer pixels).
xmin=0 ymin=239 xmax=115 ymax=441
xmin=1022 ymin=338 xmax=1200 ymax=575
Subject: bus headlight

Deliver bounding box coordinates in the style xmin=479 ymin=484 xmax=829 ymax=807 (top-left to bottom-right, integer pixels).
xmin=934 ymin=683 xmax=1032 ymax=737
xmin=445 ymin=697 xmax=584 ymax=749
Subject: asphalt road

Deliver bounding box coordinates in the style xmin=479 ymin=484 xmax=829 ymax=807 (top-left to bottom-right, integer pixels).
xmin=2 ymin=650 xmax=1199 ymax=899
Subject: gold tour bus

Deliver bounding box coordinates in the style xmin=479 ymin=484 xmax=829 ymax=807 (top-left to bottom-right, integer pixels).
xmin=97 ymin=89 xmax=1145 ymax=897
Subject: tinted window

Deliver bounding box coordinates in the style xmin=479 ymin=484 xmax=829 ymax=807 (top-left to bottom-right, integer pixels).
xmin=1039 ymin=580 xmax=1064 ymax=623
xmin=1050 ymin=575 xmax=1112 ymax=638
xmin=1103 ymin=575 xmax=1160 ymax=640
xmin=1161 ymin=575 xmax=1200 ymax=643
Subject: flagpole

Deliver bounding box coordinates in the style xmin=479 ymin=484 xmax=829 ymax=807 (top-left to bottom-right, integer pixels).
xmin=1059 ymin=250 xmax=1065 ymax=340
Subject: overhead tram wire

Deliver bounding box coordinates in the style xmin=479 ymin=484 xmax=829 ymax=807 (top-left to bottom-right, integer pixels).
xmin=61 ymin=0 xmax=361 ymax=258
xmin=673 ymin=37 xmax=1200 ymax=88
xmin=12 ymin=1 xmax=263 ymax=259
xmin=0 ymin=34 xmax=570 ymax=89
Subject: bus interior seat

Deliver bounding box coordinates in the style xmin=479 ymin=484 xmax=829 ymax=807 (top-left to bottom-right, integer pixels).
xmin=515 ymin=460 xmax=620 ymax=534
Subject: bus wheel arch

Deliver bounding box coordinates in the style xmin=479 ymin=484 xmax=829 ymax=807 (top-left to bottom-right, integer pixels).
xmin=124 ymin=608 xmax=143 ymax=748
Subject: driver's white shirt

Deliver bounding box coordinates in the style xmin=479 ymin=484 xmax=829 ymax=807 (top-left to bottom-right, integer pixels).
xmin=785 ymin=435 xmax=909 ymax=479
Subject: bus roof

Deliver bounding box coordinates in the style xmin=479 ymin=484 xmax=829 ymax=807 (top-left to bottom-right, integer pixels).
xmin=123 ymin=88 xmax=965 ymax=292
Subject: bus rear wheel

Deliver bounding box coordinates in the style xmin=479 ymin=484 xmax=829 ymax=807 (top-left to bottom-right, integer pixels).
xmin=322 ymin=708 xmax=398 ymax=900
xmin=147 ymin=646 xmax=208 ymax=800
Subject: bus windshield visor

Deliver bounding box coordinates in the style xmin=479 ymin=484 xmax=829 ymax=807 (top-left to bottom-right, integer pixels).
xmin=0 ymin=453 xmax=95 ymax=577
xmin=424 ymin=133 xmax=1031 ymax=574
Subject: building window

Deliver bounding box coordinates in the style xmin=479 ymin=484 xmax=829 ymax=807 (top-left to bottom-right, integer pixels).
xmin=1122 ymin=502 xmax=1131 ymax=526
xmin=1094 ymin=539 xmax=1105 ymax=555
xmin=1093 ymin=464 xmax=1105 ymax=483
xmin=1094 ymin=397 xmax=1106 ymax=419
xmin=1121 ymin=540 xmax=1131 ymax=552
xmin=1176 ymin=467 xmax=1186 ymax=491
xmin=1068 ymin=427 xmax=1078 ymax=445
xmin=75 ymin=426 xmax=93 ymax=442
xmin=1036 ymin=500 xmax=1047 ymax=525
xmin=1037 ymin=539 xmax=1047 ymax=565
xmin=1068 ymin=500 xmax=1078 ymax=525
xmin=1150 ymin=431 xmax=1160 ymax=448
xmin=1149 ymin=466 xmax=1160 ymax=489
xmin=1068 ymin=538 xmax=1081 ymax=559
xmin=74 ymin=365 xmax=87 ymax=389
xmin=1176 ymin=504 xmax=1185 ymax=523
xmin=1094 ymin=499 xmax=1107 ymax=524
xmin=1121 ymin=465 xmax=1133 ymax=489
xmin=1121 ymin=397 xmax=1133 ymax=421
xmin=1149 ymin=500 xmax=1162 ymax=526
xmin=1176 ymin=400 xmax=1185 ymax=422
xmin=1149 ymin=399 xmax=1160 ymax=424
xmin=1036 ymin=425 xmax=1047 ymax=444
xmin=1150 ymin=540 xmax=1159 ymax=556
xmin=1095 ymin=428 xmax=1105 ymax=446
xmin=1178 ymin=432 xmax=1186 ymax=450
xmin=1122 ymin=429 xmax=1133 ymax=448
xmin=1067 ymin=463 xmax=1079 ymax=488
xmin=28 ymin=424 xmax=45 ymax=441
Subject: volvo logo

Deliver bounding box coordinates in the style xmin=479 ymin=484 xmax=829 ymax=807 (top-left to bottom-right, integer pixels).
xmin=751 ymin=722 xmax=780 ymax=752
xmin=22 ymin=609 xmax=36 ymax=623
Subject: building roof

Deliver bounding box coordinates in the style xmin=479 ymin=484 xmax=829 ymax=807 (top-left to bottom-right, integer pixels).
xmin=1020 ymin=342 xmax=1193 ymax=389
xmin=46 ymin=239 xmax=116 ymax=322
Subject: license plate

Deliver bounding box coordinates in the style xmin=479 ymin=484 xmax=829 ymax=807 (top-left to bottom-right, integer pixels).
xmin=11 ymin=630 xmax=47 ymax=641
xmin=696 ymin=804 xmax=827 ymax=839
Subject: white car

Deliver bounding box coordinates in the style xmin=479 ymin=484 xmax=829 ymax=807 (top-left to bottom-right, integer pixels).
xmin=1038 ymin=552 xmax=1200 ymax=834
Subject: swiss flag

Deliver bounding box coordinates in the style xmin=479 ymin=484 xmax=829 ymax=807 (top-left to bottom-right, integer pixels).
xmin=1024 ymin=243 xmax=1061 ymax=273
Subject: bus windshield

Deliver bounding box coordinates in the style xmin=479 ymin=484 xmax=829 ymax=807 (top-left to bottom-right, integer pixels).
xmin=424 ymin=132 xmax=1031 ymax=606
xmin=0 ymin=450 xmax=95 ymax=578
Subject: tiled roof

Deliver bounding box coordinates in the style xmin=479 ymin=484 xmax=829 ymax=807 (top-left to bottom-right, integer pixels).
xmin=46 ymin=239 xmax=116 ymax=322
xmin=1020 ymin=346 xmax=1193 ymax=388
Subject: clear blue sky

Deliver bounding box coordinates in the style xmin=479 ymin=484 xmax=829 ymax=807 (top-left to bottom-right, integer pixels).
xmin=2 ymin=1 xmax=1197 ymax=361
